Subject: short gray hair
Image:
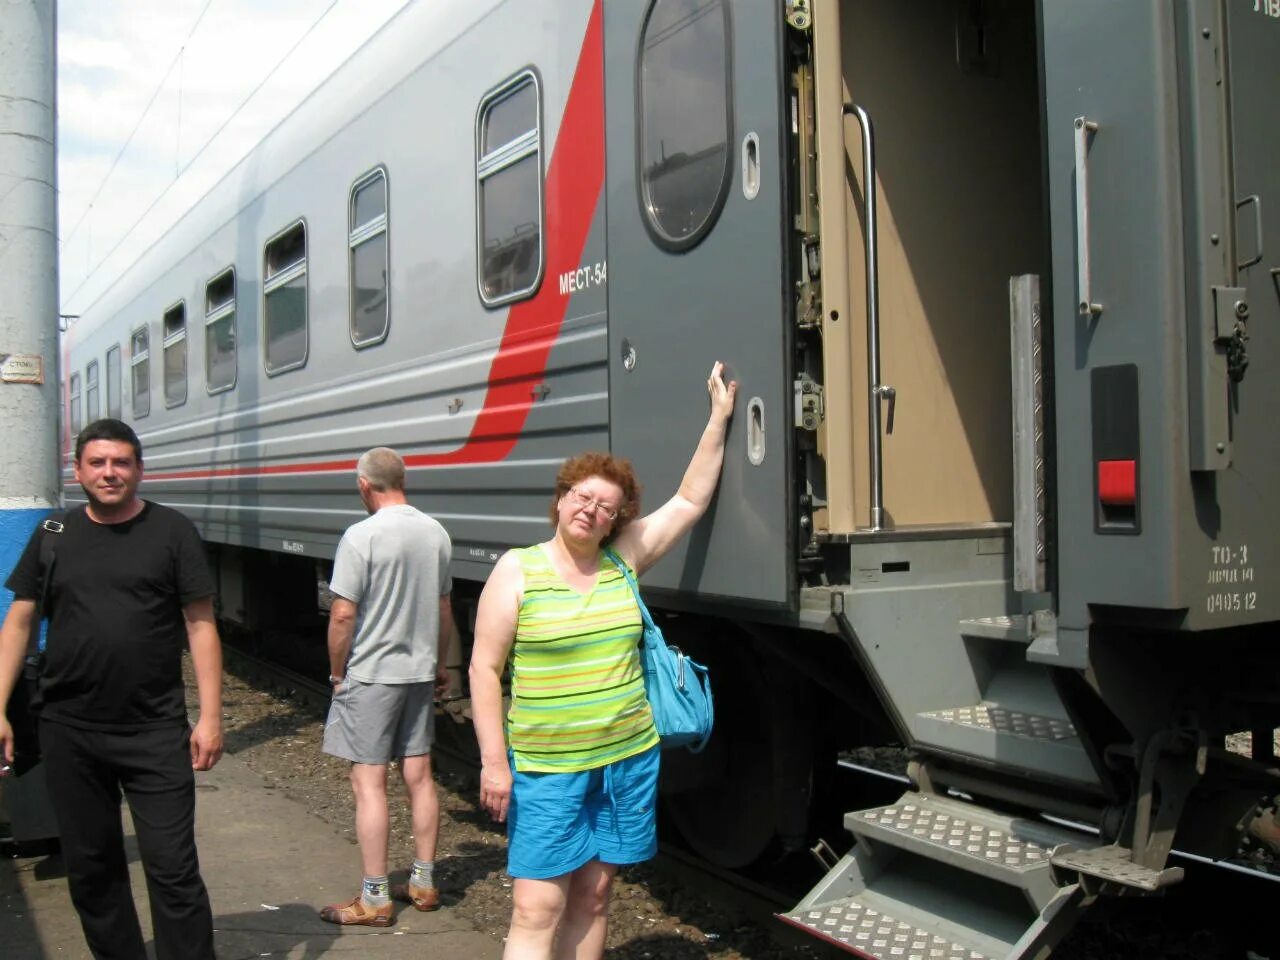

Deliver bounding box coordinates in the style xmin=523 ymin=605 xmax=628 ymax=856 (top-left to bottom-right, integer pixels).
xmin=357 ymin=447 xmax=405 ymax=492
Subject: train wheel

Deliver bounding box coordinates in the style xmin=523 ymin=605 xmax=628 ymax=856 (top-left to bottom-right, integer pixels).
xmin=659 ymin=631 xmax=788 ymax=868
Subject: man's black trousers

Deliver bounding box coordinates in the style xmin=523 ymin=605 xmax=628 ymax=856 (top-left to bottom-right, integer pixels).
xmin=40 ymin=719 xmax=215 ymax=960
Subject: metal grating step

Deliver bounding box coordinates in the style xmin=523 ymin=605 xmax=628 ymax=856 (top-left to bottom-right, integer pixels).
xmin=920 ymin=703 xmax=1075 ymax=741
xmin=845 ymin=792 xmax=1088 ymax=912
xmin=1050 ymin=844 xmax=1184 ymax=892
xmin=913 ymin=703 xmax=1098 ymax=785
xmin=958 ymin=615 xmax=1032 ymax=643
xmin=853 ymin=796 xmax=1051 ymax=871
xmin=781 ymin=898 xmax=990 ymax=960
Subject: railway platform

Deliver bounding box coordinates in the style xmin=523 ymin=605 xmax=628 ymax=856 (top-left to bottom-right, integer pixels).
xmin=0 ymin=748 xmax=498 ymax=959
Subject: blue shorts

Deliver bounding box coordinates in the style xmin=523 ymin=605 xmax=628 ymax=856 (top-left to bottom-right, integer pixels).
xmin=507 ymin=746 xmax=660 ymax=880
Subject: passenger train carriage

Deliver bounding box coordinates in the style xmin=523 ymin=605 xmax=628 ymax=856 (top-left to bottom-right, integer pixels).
xmin=60 ymin=1 xmax=1280 ymax=956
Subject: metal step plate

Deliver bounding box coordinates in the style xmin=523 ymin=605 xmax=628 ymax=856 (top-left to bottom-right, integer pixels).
xmin=780 ymin=897 xmax=990 ymax=960
xmin=853 ymin=797 xmax=1051 ymax=871
xmin=913 ymin=702 xmax=1098 ymax=785
xmin=1050 ymin=844 xmax=1185 ymax=892
xmin=843 ymin=792 xmax=1088 ymax=912
xmin=958 ymin=615 xmax=1032 ymax=643
xmin=920 ymin=703 xmax=1076 ymax=741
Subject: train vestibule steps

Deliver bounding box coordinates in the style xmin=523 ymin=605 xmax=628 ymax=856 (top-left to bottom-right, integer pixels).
xmin=780 ymin=791 xmax=1096 ymax=960
xmin=910 ymin=615 xmax=1099 ymax=786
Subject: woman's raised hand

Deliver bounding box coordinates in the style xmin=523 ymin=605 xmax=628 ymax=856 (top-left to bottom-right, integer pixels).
xmin=707 ymin=361 xmax=737 ymax=422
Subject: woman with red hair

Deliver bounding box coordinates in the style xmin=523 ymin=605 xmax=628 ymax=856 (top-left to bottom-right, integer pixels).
xmin=470 ymin=362 xmax=736 ymax=960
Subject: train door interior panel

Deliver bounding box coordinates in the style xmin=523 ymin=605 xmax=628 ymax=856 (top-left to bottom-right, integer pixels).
xmin=820 ymin=0 xmax=1044 ymax=536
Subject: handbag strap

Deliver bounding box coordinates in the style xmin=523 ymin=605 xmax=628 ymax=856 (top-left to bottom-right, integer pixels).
xmin=28 ymin=512 xmax=65 ymax=657
xmin=603 ymin=549 xmax=657 ymax=636
xmin=36 ymin=514 xmax=65 ymax=610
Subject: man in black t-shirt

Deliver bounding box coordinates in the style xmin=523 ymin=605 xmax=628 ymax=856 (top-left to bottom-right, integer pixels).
xmin=0 ymin=418 xmax=223 ymax=960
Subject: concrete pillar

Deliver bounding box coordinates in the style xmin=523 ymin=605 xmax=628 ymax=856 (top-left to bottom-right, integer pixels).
xmin=0 ymin=0 xmax=60 ymax=844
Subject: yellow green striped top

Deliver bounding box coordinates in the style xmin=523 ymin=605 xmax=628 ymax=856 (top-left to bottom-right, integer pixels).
xmin=507 ymin=544 xmax=658 ymax=773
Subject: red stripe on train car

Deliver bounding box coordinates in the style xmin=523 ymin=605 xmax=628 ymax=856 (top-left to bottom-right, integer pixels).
xmin=147 ymin=0 xmax=605 ymax=483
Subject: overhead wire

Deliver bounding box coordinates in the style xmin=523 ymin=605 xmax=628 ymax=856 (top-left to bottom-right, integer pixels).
xmin=64 ymin=0 xmax=344 ymax=307
xmin=61 ymin=0 xmax=216 ymax=248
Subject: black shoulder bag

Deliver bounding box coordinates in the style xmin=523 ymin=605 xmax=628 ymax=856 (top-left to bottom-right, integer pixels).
xmin=9 ymin=513 xmax=64 ymax=777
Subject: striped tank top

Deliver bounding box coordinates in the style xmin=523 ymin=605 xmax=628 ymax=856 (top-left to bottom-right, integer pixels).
xmin=506 ymin=544 xmax=658 ymax=773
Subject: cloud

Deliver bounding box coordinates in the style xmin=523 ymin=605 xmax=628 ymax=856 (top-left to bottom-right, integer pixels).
xmin=58 ymin=0 xmax=412 ymax=313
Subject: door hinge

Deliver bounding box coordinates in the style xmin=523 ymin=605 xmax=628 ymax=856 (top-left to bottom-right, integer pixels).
xmin=794 ymin=375 xmax=824 ymax=430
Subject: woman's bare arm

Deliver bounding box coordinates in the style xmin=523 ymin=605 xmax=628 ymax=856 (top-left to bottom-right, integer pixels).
xmin=468 ymin=550 xmax=523 ymax=822
xmin=614 ymin=361 xmax=737 ymax=575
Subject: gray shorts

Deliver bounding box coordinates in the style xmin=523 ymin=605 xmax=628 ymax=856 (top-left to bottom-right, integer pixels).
xmin=322 ymin=678 xmax=436 ymax=764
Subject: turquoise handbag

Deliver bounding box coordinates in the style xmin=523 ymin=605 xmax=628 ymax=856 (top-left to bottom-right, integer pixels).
xmin=606 ymin=551 xmax=713 ymax=753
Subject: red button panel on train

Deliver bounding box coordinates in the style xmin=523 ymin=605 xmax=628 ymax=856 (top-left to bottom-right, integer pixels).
xmin=1097 ymin=459 xmax=1137 ymax=507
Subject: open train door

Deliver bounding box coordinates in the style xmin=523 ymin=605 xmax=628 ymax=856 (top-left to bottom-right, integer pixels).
xmin=603 ymin=0 xmax=793 ymax=607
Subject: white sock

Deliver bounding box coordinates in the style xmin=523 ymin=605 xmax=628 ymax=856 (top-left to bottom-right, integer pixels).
xmin=410 ymin=859 xmax=434 ymax=888
xmin=361 ymin=875 xmax=390 ymax=906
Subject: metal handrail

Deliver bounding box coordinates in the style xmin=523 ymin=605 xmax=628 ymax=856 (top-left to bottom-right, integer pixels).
xmin=843 ymin=103 xmax=889 ymax=531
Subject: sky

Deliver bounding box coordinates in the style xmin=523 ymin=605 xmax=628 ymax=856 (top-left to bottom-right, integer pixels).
xmin=57 ymin=0 xmax=412 ymax=317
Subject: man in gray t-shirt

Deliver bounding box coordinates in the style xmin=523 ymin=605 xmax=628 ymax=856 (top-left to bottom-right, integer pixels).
xmin=320 ymin=447 xmax=456 ymax=927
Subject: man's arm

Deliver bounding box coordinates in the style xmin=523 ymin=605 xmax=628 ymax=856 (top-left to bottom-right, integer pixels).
xmin=327 ymin=597 xmax=358 ymax=682
xmin=0 ymin=600 xmax=36 ymax=770
xmin=184 ymin=596 xmax=224 ymax=772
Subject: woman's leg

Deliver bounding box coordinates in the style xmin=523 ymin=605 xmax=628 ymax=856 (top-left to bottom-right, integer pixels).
xmin=504 ymin=873 xmax=571 ymax=960
xmin=554 ymin=860 xmax=617 ymax=960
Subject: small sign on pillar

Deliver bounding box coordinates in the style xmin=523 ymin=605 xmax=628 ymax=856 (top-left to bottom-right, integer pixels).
xmin=0 ymin=354 xmax=45 ymax=384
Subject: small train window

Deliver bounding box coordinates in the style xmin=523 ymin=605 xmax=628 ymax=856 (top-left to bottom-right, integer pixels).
xmin=205 ymin=268 xmax=237 ymax=394
xmin=69 ymin=372 xmax=82 ymax=436
xmin=637 ymin=0 xmax=733 ymax=252
xmin=162 ymin=301 xmax=187 ymax=408
xmin=349 ymin=168 xmax=389 ymax=347
xmin=476 ymin=71 xmax=544 ymax=307
xmin=105 ymin=345 xmax=122 ymax=419
xmin=263 ymin=220 xmax=308 ymax=374
xmin=130 ymin=326 xmax=150 ymax=418
xmin=85 ymin=360 xmax=100 ymax=422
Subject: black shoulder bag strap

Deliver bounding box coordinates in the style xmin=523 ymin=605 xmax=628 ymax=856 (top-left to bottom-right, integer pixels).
xmin=27 ymin=512 xmax=66 ymax=658
xmin=10 ymin=512 xmax=64 ymax=774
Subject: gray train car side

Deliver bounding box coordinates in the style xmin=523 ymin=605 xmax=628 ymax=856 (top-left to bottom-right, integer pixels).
xmin=64 ymin=0 xmax=613 ymax=589
xmin=61 ymin=2 xmax=1280 ymax=956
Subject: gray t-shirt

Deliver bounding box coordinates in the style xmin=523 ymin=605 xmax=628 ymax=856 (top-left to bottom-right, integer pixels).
xmin=330 ymin=503 xmax=453 ymax=683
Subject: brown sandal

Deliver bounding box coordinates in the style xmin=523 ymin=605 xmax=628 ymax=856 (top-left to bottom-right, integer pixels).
xmin=319 ymin=895 xmax=394 ymax=926
xmin=391 ymin=881 xmax=440 ymax=912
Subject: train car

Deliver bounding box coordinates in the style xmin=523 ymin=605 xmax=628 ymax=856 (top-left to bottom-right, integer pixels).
xmin=59 ymin=1 xmax=1280 ymax=956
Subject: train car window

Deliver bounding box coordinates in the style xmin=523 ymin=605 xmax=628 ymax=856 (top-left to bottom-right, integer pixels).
xmin=205 ymin=268 xmax=237 ymax=393
xmin=162 ymin=301 xmax=188 ymax=408
xmin=69 ymin=372 xmax=82 ymax=436
xmin=131 ymin=325 xmax=150 ymax=418
xmin=349 ymin=168 xmax=389 ymax=347
xmin=476 ymin=71 xmax=543 ymax=307
xmin=263 ymin=220 xmax=308 ymax=374
xmin=637 ymin=0 xmax=733 ymax=251
xmin=105 ymin=345 xmax=122 ymax=419
xmin=85 ymin=360 xmax=100 ymax=422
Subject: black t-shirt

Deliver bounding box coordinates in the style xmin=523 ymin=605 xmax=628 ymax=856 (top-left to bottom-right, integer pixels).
xmin=5 ymin=502 xmax=214 ymax=730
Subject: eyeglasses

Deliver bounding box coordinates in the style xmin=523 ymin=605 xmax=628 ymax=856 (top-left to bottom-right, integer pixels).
xmin=566 ymin=487 xmax=621 ymax=521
